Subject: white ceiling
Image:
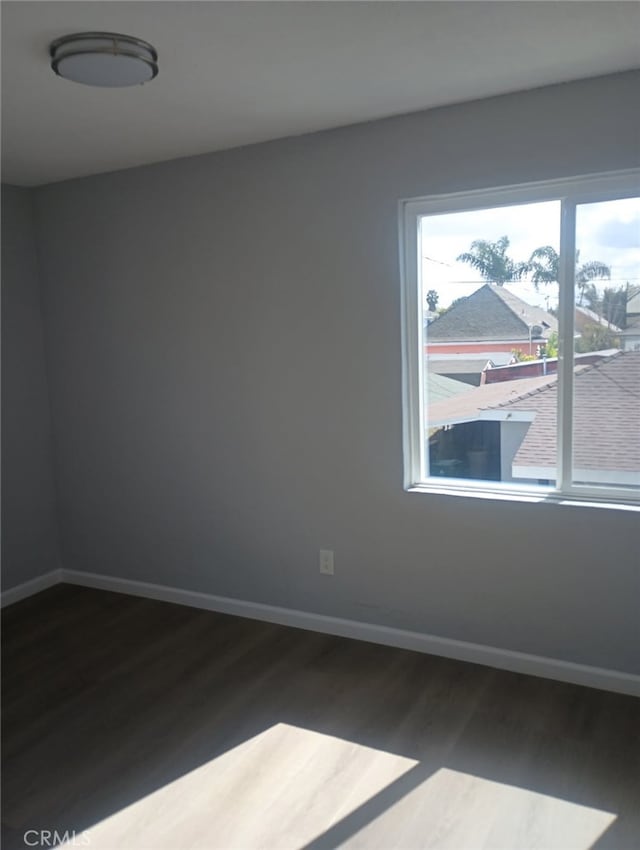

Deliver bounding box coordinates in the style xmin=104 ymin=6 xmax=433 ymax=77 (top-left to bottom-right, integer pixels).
xmin=2 ymin=1 xmax=639 ymax=186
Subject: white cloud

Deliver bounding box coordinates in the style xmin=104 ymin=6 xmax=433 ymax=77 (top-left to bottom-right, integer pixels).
xmin=421 ymin=196 xmax=639 ymax=311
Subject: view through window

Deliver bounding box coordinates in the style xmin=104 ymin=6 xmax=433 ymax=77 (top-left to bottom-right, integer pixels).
xmin=403 ymin=173 xmax=640 ymax=500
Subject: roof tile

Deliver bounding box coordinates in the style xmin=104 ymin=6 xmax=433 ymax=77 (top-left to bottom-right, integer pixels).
xmin=427 ymin=284 xmax=557 ymax=342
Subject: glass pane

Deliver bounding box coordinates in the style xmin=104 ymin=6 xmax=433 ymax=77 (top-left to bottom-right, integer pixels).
xmin=572 ymin=197 xmax=640 ymax=491
xmin=420 ymin=201 xmax=560 ymax=486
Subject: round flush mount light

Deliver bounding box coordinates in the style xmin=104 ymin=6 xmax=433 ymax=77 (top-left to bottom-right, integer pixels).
xmin=50 ymin=32 xmax=158 ymax=87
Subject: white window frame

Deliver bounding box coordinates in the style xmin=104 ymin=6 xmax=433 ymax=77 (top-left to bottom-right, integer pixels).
xmin=399 ymin=168 xmax=640 ymax=508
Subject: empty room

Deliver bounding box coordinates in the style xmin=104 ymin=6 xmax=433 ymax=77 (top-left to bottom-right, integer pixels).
xmin=2 ymin=2 xmax=639 ymax=849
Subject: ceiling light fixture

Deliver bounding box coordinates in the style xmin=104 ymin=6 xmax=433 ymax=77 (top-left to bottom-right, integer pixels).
xmin=50 ymin=32 xmax=158 ymax=87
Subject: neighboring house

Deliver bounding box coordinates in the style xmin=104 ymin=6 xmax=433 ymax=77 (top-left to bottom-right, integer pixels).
xmin=575 ymin=305 xmax=623 ymax=334
xmin=425 ymin=284 xmax=557 ymax=356
xmin=620 ymin=287 xmax=640 ymax=351
xmin=427 ymin=352 xmax=515 ymax=386
xmin=427 ymin=351 xmax=640 ymax=487
xmin=426 ymin=372 xmax=474 ymax=403
xmin=482 ymin=349 xmax=618 ymax=384
xmin=427 ymin=372 xmax=556 ymax=480
xmin=492 ymin=350 xmax=640 ymax=487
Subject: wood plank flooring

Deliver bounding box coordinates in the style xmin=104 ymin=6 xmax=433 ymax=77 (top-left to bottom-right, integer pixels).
xmin=2 ymin=584 xmax=639 ymax=850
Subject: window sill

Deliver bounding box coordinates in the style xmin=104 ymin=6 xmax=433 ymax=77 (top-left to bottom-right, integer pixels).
xmin=406 ymin=483 xmax=640 ymax=512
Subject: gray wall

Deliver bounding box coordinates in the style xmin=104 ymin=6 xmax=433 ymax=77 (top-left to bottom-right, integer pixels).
xmin=2 ymin=185 xmax=60 ymax=588
xmin=500 ymin=421 xmax=532 ymax=483
xmin=34 ymin=72 xmax=640 ymax=672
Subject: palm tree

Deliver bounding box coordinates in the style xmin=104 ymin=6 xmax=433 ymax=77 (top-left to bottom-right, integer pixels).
xmin=527 ymin=246 xmax=610 ymax=304
xmin=527 ymin=245 xmax=559 ymax=287
xmin=576 ymin=255 xmax=611 ymax=305
xmin=426 ymin=290 xmax=439 ymax=312
xmin=456 ymin=236 xmax=529 ymax=286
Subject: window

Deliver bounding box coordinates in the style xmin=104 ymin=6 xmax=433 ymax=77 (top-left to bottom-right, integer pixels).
xmin=400 ymin=170 xmax=640 ymax=505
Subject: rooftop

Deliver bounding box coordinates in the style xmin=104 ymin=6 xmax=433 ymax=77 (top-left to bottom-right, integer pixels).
xmin=427 ymin=352 xmax=515 ymax=378
xmin=493 ymin=350 xmax=640 ymax=475
xmin=427 ymin=284 xmax=557 ymax=343
xmin=428 ymin=372 xmax=558 ymax=426
xmin=426 ymin=373 xmax=474 ymax=404
xmin=575 ymin=305 xmax=623 ymax=333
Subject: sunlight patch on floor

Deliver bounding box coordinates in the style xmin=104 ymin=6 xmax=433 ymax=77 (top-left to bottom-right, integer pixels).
xmin=339 ymin=767 xmax=617 ymax=850
xmin=67 ymin=722 xmax=418 ymax=850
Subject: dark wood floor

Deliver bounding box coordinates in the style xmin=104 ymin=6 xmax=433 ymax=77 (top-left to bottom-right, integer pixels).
xmin=2 ymin=584 xmax=639 ymax=850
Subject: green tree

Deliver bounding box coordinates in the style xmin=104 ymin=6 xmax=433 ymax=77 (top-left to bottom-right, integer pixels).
xmin=577 ymin=257 xmax=611 ymax=303
xmin=575 ymin=323 xmax=620 ymax=353
xmin=511 ymin=349 xmax=537 ymax=363
xmin=585 ymin=283 xmax=635 ymax=329
xmin=583 ymin=283 xmax=601 ymax=313
xmin=545 ymin=331 xmax=559 ymax=358
xmin=426 ymin=289 xmax=439 ymax=312
xmin=601 ymin=286 xmax=629 ymax=329
xmin=526 ymin=245 xmax=559 ymax=287
xmin=527 ymin=246 xmax=610 ymax=304
xmin=456 ymin=236 xmax=529 ymax=286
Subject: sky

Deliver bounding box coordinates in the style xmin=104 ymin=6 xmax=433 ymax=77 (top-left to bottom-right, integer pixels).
xmin=420 ymin=196 xmax=640 ymax=312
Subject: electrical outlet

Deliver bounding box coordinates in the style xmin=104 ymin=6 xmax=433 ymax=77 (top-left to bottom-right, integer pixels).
xmin=319 ymin=549 xmax=334 ymax=575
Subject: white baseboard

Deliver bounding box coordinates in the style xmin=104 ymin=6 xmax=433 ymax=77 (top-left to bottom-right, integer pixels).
xmin=3 ymin=567 xmax=639 ymax=697
xmin=1 ymin=568 xmax=63 ymax=608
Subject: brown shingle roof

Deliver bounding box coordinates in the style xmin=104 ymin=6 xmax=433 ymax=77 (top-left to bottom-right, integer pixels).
xmin=493 ymin=351 xmax=640 ymax=474
xmin=427 ymin=373 xmax=558 ymax=426
xmin=427 ymin=284 xmax=557 ymax=342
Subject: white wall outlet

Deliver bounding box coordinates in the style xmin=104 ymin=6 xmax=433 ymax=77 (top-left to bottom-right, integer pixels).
xmin=319 ymin=549 xmax=334 ymax=575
